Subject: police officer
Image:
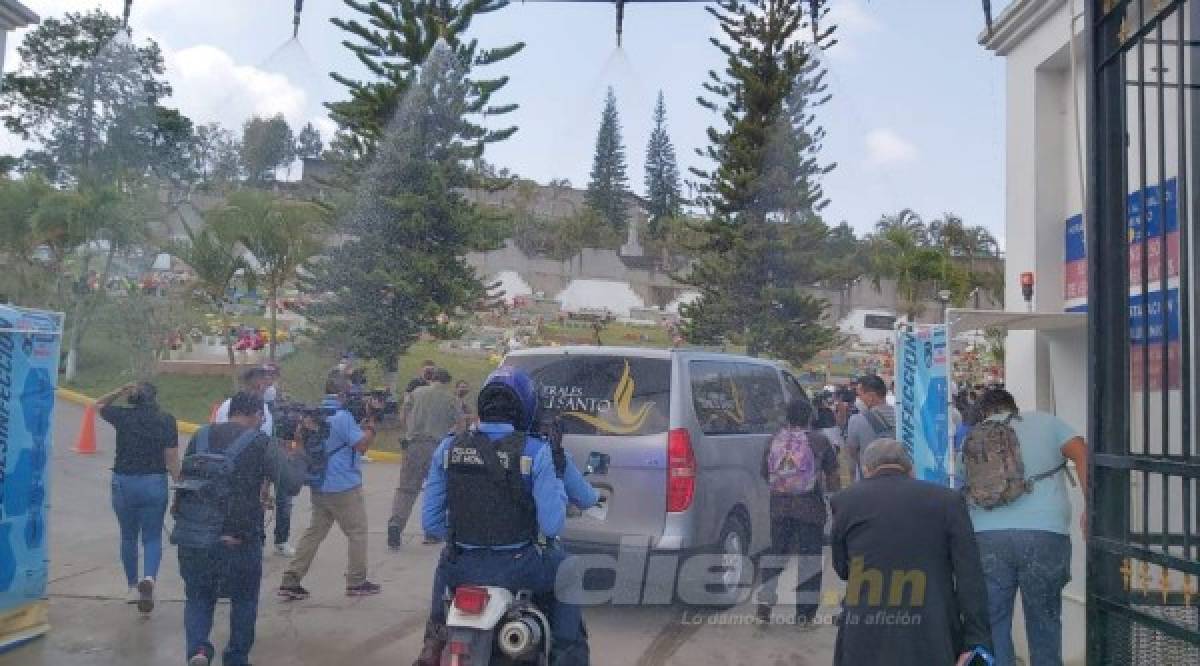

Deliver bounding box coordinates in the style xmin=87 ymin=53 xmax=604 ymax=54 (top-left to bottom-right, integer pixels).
xmin=414 ymin=367 xmax=592 ymax=665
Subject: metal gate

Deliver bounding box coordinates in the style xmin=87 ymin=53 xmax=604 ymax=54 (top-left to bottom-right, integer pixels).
xmin=1087 ymin=0 xmax=1200 ymax=662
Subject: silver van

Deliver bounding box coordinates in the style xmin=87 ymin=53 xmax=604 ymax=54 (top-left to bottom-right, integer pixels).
xmin=502 ymin=346 xmax=808 ymax=603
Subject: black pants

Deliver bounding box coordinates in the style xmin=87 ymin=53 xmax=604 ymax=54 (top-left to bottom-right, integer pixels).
xmin=756 ymin=518 xmax=824 ymax=621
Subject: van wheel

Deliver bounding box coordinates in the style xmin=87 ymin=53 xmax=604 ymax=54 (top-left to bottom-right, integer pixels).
xmin=695 ymin=514 xmax=751 ymax=610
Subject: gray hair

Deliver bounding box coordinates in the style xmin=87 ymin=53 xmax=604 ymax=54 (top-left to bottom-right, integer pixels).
xmin=861 ymin=438 xmax=913 ymax=476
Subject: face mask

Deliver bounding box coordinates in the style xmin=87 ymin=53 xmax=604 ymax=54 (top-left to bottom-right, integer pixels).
xmin=264 ymin=385 xmax=277 ymax=402
xmin=855 ymin=398 xmax=867 ymax=412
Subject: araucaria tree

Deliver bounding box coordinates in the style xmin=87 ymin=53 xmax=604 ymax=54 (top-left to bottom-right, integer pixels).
xmin=585 ymin=87 xmax=631 ymax=231
xmin=305 ymin=0 xmax=521 ymax=380
xmin=680 ymin=0 xmax=838 ymax=362
xmin=644 ymin=91 xmax=682 ymax=234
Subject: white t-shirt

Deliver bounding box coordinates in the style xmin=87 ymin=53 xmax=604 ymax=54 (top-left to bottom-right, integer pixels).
xmin=214 ymin=397 xmax=274 ymax=437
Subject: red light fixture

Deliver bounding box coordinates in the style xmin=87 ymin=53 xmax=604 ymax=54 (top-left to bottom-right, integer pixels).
xmin=1020 ymin=272 xmax=1035 ymax=310
xmin=453 ymin=586 xmax=490 ymax=615
xmin=667 ymin=428 xmax=696 ymax=512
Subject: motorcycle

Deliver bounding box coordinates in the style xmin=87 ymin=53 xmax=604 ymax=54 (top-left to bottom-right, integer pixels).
xmin=442 ymin=585 xmax=554 ymax=666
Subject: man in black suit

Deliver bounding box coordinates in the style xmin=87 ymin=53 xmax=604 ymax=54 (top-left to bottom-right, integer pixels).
xmin=830 ymin=439 xmax=992 ymax=666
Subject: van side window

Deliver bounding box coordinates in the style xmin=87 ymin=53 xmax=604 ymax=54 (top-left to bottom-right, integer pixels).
xmin=736 ymin=364 xmax=787 ymax=434
xmin=782 ymin=372 xmax=808 ymax=405
xmin=689 ymin=361 xmax=749 ymax=435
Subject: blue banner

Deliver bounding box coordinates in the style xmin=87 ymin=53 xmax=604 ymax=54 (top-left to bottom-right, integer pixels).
xmin=895 ymin=326 xmax=951 ymax=486
xmin=0 ymin=306 xmax=62 ymax=649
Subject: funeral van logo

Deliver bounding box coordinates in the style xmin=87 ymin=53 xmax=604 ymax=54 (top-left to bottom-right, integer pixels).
xmin=562 ymin=361 xmax=653 ymax=435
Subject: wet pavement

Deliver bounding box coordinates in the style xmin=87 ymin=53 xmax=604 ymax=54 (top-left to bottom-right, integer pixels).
xmin=1 ymin=400 xmax=838 ymax=665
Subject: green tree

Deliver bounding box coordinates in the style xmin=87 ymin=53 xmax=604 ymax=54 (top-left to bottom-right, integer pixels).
xmin=0 ymin=176 xmax=55 ymax=304
xmin=219 ymin=190 xmax=331 ymax=360
xmin=326 ymin=0 xmax=524 ymax=161
xmin=168 ymin=217 xmax=255 ymax=386
xmin=644 ymin=91 xmax=682 ymax=234
xmin=304 ymin=43 xmax=500 ymax=383
xmin=241 ymin=114 xmax=295 ymax=183
xmin=819 ymin=221 xmax=866 ymax=321
xmin=0 ymin=9 xmax=172 ymax=185
xmin=585 ymin=87 xmax=631 ymax=231
xmin=679 ymin=0 xmax=837 ymax=362
xmin=295 ymin=122 xmax=324 ymax=159
xmin=193 ymin=122 xmax=242 ymax=186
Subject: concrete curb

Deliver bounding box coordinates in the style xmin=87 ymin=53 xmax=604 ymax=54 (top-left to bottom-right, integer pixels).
xmin=53 ymin=388 xmax=401 ymax=461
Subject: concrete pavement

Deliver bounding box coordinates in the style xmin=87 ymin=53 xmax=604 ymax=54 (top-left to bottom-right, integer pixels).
xmin=0 ymin=400 xmax=839 ymax=665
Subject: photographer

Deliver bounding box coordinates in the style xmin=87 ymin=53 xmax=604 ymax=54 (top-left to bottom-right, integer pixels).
xmin=96 ymin=382 xmax=179 ymax=614
xmin=279 ymin=377 xmax=382 ymax=599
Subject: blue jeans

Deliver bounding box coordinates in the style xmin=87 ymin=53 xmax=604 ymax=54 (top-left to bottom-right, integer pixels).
xmin=432 ymin=543 xmax=584 ymax=649
xmin=111 ymin=473 xmax=168 ymax=587
xmin=977 ymin=530 xmax=1071 ymax=666
xmin=274 ymin=492 xmax=293 ymax=546
xmin=179 ymin=542 xmax=262 ymax=665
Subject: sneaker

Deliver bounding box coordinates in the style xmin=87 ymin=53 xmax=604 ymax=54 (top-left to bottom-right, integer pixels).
xmin=136 ymin=577 xmax=155 ymax=613
xmin=756 ymin=604 xmax=772 ymax=624
xmin=125 ymin=586 xmax=139 ymax=604
xmin=346 ymin=581 xmax=382 ymax=597
xmin=274 ymin=543 xmax=296 ymax=557
xmin=188 ymin=649 xmax=210 ymax=666
xmin=277 ymin=584 xmax=310 ymax=601
xmin=387 ymin=525 xmax=402 ymax=551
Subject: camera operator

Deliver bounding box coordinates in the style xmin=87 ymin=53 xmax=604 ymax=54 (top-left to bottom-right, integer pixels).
xmin=278 ymin=377 xmax=383 ymax=600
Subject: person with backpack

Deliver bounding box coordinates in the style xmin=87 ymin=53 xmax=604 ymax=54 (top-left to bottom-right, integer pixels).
xmin=843 ymin=374 xmax=896 ymax=482
xmin=278 ymin=377 xmax=382 ymax=600
xmin=171 ymin=392 xmax=306 ymax=666
xmin=756 ymin=398 xmax=840 ymax=625
xmin=96 ymin=381 xmax=179 ymax=614
xmin=960 ymin=388 xmax=1088 ymax=666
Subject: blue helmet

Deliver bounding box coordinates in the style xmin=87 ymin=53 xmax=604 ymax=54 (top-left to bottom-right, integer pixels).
xmin=477 ymin=366 xmax=541 ymax=431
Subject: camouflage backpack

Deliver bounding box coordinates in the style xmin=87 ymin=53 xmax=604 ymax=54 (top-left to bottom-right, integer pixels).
xmin=961 ymin=414 xmax=1063 ymax=509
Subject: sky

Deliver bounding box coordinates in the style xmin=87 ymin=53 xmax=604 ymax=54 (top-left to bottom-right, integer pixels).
xmin=3 ymin=0 xmax=1008 ymax=243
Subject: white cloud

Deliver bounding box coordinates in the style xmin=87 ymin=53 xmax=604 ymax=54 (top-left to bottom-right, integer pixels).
xmin=166 ymin=45 xmax=308 ymax=131
xmin=864 ymin=128 xmax=918 ymax=167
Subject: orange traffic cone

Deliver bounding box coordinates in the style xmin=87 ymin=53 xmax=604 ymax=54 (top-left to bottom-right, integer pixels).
xmin=73 ymin=403 xmax=98 ymax=454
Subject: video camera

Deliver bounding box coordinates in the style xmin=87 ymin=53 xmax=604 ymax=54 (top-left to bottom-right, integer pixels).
xmin=273 ymin=400 xmax=332 ymax=444
xmin=344 ymin=388 xmax=394 ymax=423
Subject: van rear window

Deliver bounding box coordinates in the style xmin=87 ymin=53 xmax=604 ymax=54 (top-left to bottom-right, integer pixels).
xmin=504 ymin=355 xmax=671 ymax=436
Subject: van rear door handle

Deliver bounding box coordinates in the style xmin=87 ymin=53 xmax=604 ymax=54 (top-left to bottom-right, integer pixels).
xmin=585 ymin=452 xmax=609 ymax=476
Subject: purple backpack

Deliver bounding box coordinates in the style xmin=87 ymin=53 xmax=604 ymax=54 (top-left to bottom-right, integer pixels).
xmin=767 ymin=427 xmax=818 ymax=494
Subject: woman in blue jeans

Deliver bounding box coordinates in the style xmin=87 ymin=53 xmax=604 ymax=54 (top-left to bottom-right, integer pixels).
xmin=97 ymin=382 xmax=180 ymax=613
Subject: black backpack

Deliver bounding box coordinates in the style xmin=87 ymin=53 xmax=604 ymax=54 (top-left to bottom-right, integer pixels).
xmin=170 ymin=426 xmax=258 ymax=548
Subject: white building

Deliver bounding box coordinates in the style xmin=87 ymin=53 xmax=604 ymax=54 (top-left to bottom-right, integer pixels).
xmin=981 ymin=2 xmax=1090 ymax=664
xmin=0 ymin=1 xmax=38 ymax=72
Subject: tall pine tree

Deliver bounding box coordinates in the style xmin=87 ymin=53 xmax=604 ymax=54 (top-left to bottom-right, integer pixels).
xmin=304 ymin=2 xmax=519 ymax=378
xmin=585 ymin=87 xmax=631 ymax=231
xmin=326 ymin=0 xmax=524 ymax=161
xmin=643 ymin=91 xmax=682 ymax=235
xmin=679 ymin=0 xmax=838 ymax=362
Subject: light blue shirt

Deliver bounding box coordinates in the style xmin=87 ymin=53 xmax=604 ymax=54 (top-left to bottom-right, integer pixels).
xmin=421 ymin=422 xmax=567 ymax=547
xmin=967 ymin=410 xmax=1078 ymax=535
xmin=318 ymin=396 xmax=365 ymax=494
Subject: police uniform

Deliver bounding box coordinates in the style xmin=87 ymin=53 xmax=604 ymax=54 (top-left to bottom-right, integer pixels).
xmin=421 ymin=421 xmax=588 ymax=662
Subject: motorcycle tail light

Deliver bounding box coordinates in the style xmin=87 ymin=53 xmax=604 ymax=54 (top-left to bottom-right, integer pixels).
xmin=453 ymin=585 xmax=490 ymax=615
xmin=448 ymin=640 xmax=470 ymax=655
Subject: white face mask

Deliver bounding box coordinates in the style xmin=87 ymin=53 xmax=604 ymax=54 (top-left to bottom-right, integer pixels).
xmin=855 ymin=398 xmax=867 ymax=412
xmin=263 ymin=385 xmax=277 ymax=402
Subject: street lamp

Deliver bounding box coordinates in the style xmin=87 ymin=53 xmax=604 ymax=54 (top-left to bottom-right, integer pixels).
xmin=937 ymin=289 xmax=952 ymax=322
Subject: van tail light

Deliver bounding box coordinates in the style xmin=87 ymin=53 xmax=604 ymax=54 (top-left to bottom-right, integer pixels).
xmin=667 ymin=428 xmax=696 ymax=512
xmin=453 ymin=586 xmax=490 ymax=615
